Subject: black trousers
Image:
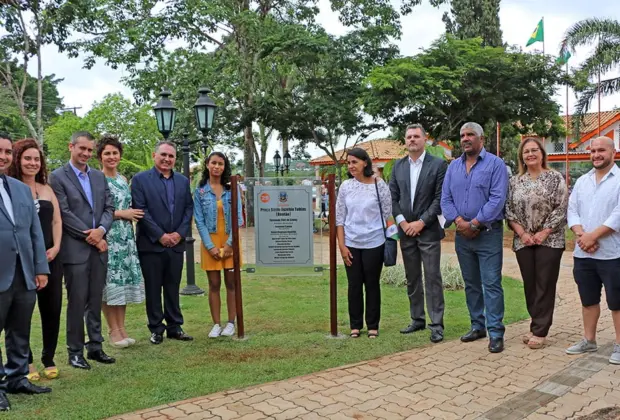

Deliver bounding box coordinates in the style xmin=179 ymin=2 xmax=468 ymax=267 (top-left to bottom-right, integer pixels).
xmin=0 ymin=257 xmax=37 ymax=391
xmin=515 ymin=246 xmax=564 ymax=337
xmin=344 ymin=245 xmax=384 ymax=330
xmin=28 ymin=257 xmax=63 ymax=367
xmin=139 ymin=249 xmax=184 ymax=335
xmin=64 ymin=248 xmax=107 ymax=356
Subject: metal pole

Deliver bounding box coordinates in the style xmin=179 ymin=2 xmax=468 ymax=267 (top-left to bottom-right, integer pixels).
xmin=328 ymin=174 xmax=338 ymax=337
xmin=566 ymin=61 xmax=570 ymax=187
xmin=180 ymin=133 xmax=204 ymax=296
xmin=231 ymin=175 xmax=245 ymax=338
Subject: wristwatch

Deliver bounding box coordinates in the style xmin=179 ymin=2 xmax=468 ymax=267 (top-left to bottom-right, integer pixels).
xmin=469 ymin=221 xmax=480 ymax=231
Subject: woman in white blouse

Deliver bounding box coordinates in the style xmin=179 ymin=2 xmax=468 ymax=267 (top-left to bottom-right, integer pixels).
xmin=336 ymin=148 xmax=392 ymax=339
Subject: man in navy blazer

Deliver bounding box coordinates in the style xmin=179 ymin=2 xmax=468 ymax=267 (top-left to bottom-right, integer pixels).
xmin=132 ymin=140 xmax=194 ymax=344
xmin=0 ymin=133 xmax=51 ymax=411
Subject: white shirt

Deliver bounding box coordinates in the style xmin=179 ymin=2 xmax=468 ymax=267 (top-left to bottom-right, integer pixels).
xmin=335 ymin=178 xmax=392 ymax=249
xmin=0 ymin=176 xmax=14 ymax=224
xmin=568 ymin=165 xmax=620 ymax=260
xmin=395 ymin=151 xmax=425 ymax=225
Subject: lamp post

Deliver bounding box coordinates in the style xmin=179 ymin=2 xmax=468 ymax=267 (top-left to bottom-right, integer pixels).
xmin=153 ymin=87 xmax=218 ymax=295
xmin=282 ymin=150 xmax=291 ymax=176
xmin=273 ymin=150 xmax=281 ymax=177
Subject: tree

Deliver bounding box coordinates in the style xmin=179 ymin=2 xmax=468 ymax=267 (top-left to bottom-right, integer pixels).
xmin=0 ymin=0 xmax=83 ymax=143
xmin=561 ymin=18 xmax=620 ymax=116
xmin=442 ymin=0 xmax=502 ymax=47
xmin=362 ymin=36 xmax=565 ymax=153
xmin=45 ymin=93 xmax=161 ymax=177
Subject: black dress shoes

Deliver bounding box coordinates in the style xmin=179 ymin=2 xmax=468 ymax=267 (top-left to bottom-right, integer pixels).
xmin=0 ymin=392 xmax=10 ymax=411
xmin=460 ymin=329 xmax=487 ymax=342
xmin=167 ymin=331 xmax=193 ymax=341
xmin=7 ymin=380 xmax=51 ymax=395
xmin=430 ymin=330 xmax=444 ymax=343
xmin=87 ymin=350 xmax=116 ymax=364
xmin=69 ymin=355 xmax=91 ymax=370
xmin=489 ymin=337 xmax=504 ymax=353
xmin=150 ymin=333 xmax=164 ymax=344
xmin=400 ymin=324 xmax=426 ymax=334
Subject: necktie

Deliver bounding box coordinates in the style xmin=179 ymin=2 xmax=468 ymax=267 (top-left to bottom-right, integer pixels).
xmin=0 ymin=177 xmax=15 ymax=224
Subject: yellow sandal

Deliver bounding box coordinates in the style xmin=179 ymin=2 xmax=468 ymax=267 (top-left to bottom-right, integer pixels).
xmin=42 ymin=367 xmax=59 ymax=379
xmin=26 ymin=371 xmax=41 ymax=381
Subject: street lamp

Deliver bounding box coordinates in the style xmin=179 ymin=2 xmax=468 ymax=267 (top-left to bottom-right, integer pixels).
xmin=282 ymin=150 xmax=291 ymax=176
xmin=273 ymin=150 xmax=281 ymax=176
xmin=153 ymin=87 xmax=218 ymax=295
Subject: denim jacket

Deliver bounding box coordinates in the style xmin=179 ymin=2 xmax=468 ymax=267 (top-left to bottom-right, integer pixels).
xmin=193 ymin=183 xmax=244 ymax=250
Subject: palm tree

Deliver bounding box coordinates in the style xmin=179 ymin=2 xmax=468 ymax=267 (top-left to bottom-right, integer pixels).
xmin=561 ymin=18 xmax=620 ymax=115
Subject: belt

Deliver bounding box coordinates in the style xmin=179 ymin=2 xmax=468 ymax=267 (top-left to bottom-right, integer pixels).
xmin=484 ymin=221 xmax=503 ymax=231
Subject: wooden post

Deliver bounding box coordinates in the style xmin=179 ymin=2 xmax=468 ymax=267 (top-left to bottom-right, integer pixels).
xmin=328 ymin=174 xmax=338 ymax=337
xmin=496 ymin=122 xmax=501 ymax=157
xmin=231 ymin=175 xmax=245 ymax=338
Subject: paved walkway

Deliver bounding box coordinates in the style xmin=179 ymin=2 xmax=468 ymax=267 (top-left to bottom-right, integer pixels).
xmin=111 ymin=247 xmax=619 ymax=420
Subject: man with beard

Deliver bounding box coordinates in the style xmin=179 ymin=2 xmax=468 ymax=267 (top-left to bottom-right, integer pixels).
xmin=390 ymin=124 xmax=448 ymax=343
xmin=566 ymin=136 xmax=620 ymax=364
xmin=0 ymin=133 xmax=50 ymax=411
xmin=441 ymin=122 xmax=509 ymax=353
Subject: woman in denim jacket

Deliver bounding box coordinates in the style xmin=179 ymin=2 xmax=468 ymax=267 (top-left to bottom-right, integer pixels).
xmin=194 ymin=152 xmax=243 ymax=338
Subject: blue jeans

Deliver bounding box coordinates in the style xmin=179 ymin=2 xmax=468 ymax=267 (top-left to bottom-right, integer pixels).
xmin=455 ymin=227 xmax=505 ymax=338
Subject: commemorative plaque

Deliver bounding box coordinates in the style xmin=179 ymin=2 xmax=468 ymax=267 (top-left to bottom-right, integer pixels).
xmin=254 ymin=185 xmax=313 ymax=267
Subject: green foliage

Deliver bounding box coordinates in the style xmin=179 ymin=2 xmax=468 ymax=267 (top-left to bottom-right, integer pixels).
xmin=363 ymin=36 xmax=565 ymax=152
xmin=442 ymin=0 xmax=503 ymax=47
xmin=380 ymin=260 xmax=465 ymax=290
xmin=44 ymin=94 xmax=161 ymax=176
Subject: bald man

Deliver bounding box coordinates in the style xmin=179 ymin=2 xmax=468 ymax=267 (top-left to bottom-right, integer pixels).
xmin=567 ymin=136 xmax=620 ymax=364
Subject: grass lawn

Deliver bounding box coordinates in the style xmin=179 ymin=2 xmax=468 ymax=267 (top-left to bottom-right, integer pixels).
xmin=6 ymin=267 xmax=528 ymax=420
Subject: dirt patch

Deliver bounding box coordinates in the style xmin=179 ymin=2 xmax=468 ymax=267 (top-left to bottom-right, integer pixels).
xmin=442 ymin=229 xmax=575 ymax=252
xmin=575 ymin=407 xmax=620 ymax=420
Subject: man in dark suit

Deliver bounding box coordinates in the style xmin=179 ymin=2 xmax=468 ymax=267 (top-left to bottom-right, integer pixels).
xmin=0 ymin=133 xmax=51 ymax=411
xmin=132 ymin=140 xmax=194 ymax=344
xmin=389 ymin=124 xmax=448 ymax=343
xmin=49 ymin=131 xmax=115 ymax=370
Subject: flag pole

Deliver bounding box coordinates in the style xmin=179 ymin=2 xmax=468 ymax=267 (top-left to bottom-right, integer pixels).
xmin=598 ymin=68 xmax=602 ymax=136
xmin=542 ymin=16 xmax=545 ymax=55
xmin=565 ymin=61 xmax=570 ymax=187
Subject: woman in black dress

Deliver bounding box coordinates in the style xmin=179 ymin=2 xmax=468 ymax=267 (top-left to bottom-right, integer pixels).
xmin=8 ymin=139 xmax=63 ymax=380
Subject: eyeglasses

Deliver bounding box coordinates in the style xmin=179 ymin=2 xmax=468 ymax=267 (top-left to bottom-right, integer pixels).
xmin=523 ymin=148 xmax=540 ymax=155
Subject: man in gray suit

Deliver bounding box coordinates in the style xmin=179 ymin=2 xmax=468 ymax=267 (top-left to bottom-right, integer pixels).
xmin=390 ymin=124 xmax=447 ymax=343
xmin=49 ymin=131 xmax=115 ymax=370
xmin=0 ymin=133 xmax=51 ymax=411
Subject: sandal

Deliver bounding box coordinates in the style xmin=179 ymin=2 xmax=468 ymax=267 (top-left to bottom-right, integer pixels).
xmin=26 ymin=371 xmax=41 ymax=382
xmin=522 ymin=332 xmax=533 ymax=344
xmin=42 ymin=366 xmax=59 ymax=380
xmin=367 ymin=331 xmax=379 ymax=339
xmin=350 ymin=330 xmax=361 ymax=338
xmin=527 ymin=336 xmax=546 ymax=349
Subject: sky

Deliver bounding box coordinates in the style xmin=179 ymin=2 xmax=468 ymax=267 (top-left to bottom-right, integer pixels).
xmin=33 ymin=0 xmax=620 ymax=159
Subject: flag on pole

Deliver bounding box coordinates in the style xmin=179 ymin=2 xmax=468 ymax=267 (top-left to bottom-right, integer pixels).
xmin=526 ymin=19 xmax=544 ymax=46
xmin=557 ymin=44 xmax=571 ymax=65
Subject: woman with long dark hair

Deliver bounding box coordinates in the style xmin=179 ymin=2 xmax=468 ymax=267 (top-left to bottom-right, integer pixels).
xmin=8 ymin=139 xmax=63 ymax=380
xmin=194 ymin=152 xmax=243 ymax=338
xmin=336 ymin=147 xmax=392 ymax=339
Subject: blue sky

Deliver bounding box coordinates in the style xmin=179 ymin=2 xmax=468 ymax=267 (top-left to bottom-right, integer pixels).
xmin=38 ymin=0 xmax=620 ymax=157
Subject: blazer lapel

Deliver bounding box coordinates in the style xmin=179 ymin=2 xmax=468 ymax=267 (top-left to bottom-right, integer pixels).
xmin=413 ymin=154 xmax=432 ymax=205
xmin=0 ymin=179 xmax=15 ymax=225
xmin=64 ymin=164 xmax=90 ymax=205
xmin=401 ymin=157 xmax=411 ymax=205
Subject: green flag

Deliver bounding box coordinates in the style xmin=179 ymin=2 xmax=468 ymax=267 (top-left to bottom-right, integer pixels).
xmin=526 ymin=19 xmax=544 ymax=46
xmin=556 ymin=49 xmax=571 ymax=65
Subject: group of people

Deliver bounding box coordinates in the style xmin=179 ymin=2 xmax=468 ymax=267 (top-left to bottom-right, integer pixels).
xmin=0 ymin=131 xmax=242 ymax=411
xmin=337 ymin=121 xmax=620 ymax=363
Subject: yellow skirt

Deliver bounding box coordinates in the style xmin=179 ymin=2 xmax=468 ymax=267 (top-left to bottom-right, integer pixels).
xmin=200 ymin=200 xmax=242 ymax=271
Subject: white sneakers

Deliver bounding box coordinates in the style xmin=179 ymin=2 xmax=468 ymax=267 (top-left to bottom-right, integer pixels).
xmin=209 ymin=322 xmax=235 ymax=338
xmin=208 ymin=324 xmax=223 ymax=338
xmin=221 ymin=322 xmax=235 ymax=337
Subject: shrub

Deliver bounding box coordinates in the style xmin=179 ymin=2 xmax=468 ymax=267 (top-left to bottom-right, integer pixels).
xmin=380 ymin=260 xmax=465 ymax=290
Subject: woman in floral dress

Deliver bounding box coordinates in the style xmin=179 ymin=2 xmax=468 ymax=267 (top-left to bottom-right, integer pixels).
xmin=97 ymin=135 xmax=145 ymax=347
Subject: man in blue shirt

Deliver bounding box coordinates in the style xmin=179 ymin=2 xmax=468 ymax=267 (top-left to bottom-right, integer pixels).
xmin=441 ymin=122 xmax=509 ymax=353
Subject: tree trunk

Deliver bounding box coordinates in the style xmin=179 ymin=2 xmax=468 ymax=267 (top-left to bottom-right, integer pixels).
xmin=35 ymin=6 xmax=43 ymax=144
xmin=244 ymin=125 xmax=255 ymax=178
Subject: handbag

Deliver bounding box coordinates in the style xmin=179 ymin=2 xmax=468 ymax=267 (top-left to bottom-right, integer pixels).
xmin=374 ymin=178 xmax=398 ymax=267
